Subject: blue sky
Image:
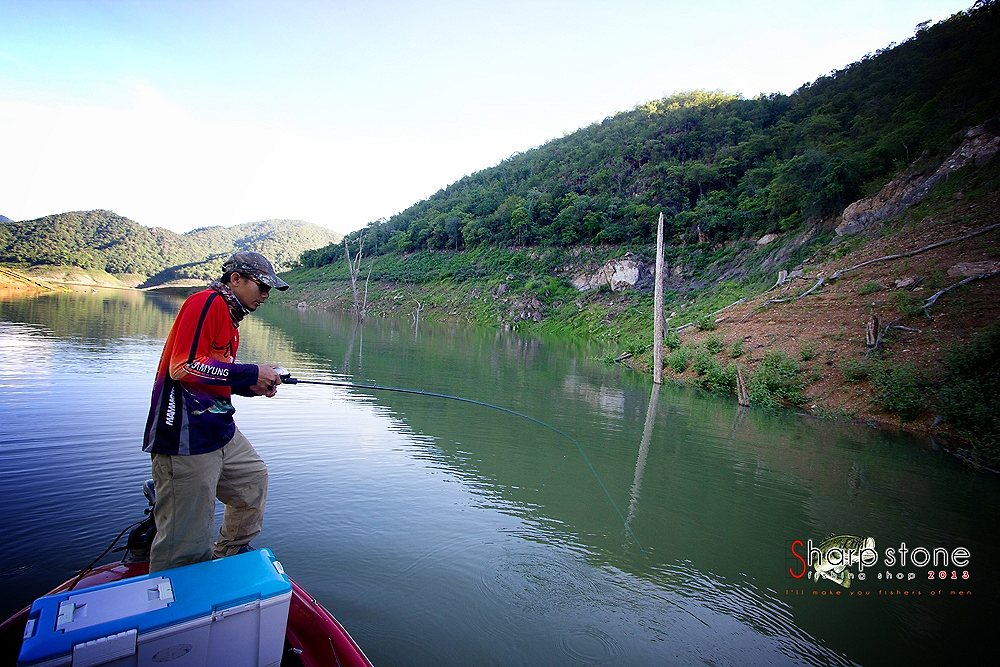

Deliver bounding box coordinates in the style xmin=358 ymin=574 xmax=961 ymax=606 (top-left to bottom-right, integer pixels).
xmin=0 ymin=0 xmax=974 ymax=234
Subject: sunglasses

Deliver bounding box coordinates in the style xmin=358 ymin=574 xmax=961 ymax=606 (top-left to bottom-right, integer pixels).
xmin=241 ymin=274 xmax=272 ymax=293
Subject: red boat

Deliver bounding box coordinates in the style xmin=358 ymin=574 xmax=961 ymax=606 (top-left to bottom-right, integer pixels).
xmin=0 ymin=483 xmax=373 ymax=667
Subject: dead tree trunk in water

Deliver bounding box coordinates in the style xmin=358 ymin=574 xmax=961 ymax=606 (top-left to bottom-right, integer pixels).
xmin=735 ymin=364 xmax=750 ymax=407
xmin=344 ymin=235 xmax=367 ymax=322
xmin=653 ymin=212 xmax=666 ymax=384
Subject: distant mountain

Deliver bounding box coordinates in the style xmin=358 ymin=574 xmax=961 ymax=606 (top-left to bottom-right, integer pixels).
xmin=0 ymin=209 xmax=341 ymax=286
xmin=0 ymin=215 xmax=12 ymax=223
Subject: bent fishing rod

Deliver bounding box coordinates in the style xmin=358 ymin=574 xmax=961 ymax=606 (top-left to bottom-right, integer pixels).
xmin=273 ymin=368 xmax=643 ymax=551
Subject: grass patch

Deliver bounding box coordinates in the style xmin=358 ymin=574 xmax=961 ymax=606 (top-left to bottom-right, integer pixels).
xmin=890 ymin=291 xmax=924 ymax=317
xmin=858 ymin=281 xmax=884 ymax=295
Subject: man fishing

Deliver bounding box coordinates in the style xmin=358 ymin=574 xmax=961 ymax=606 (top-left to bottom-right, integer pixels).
xmin=142 ymin=251 xmax=289 ymax=573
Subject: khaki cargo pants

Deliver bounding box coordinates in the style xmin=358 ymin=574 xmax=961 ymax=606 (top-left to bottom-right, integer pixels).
xmin=149 ymin=428 xmax=268 ymax=573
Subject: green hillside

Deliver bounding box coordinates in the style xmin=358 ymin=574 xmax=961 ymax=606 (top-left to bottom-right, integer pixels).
xmin=0 ymin=210 xmax=341 ymax=286
xmin=281 ymin=1 xmax=1000 ymax=465
xmin=302 ymin=1 xmax=998 ymax=266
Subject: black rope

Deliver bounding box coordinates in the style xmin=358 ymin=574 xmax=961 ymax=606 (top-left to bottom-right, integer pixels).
xmin=69 ymin=517 xmax=147 ymax=589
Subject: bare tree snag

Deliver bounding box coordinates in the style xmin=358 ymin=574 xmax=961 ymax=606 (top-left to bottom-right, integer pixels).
xmin=865 ymin=314 xmax=879 ymax=348
xmin=828 ymin=223 xmax=1000 ymax=281
xmin=922 ymin=270 xmax=1000 ymax=315
xmin=344 ymin=233 xmax=369 ymax=322
xmin=865 ymin=316 xmax=923 ymax=357
xmin=743 ymin=277 xmax=826 ymax=320
xmin=676 ymin=296 xmax=750 ymax=331
xmin=735 ymin=364 xmax=750 ymax=407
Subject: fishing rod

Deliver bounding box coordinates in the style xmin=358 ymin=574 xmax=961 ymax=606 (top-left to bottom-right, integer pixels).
xmin=274 ymin=368 xmax=643 ymax=551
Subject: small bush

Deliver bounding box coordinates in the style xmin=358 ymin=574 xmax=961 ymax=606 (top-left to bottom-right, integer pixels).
xmin=693 ymin=356 xmax=737 ymax=394
xmin=870 ymin=361 xmax=924 ymax=421
xmin=858 ymin=281 xmax=884 ymax=295
xmin=799 ymin=341 xmax=818 ymax=361
xmin=840 ymin=359 xmax=870 ymax=383
xmin=748 ymin=350 xmax=807 ymax=409
xmin=939 ymin=325 xmax=1000 ymax=465
xmin=705 ymin=334 xmax=725 ymax=354
xmin=706 ymin=362 xmax=738 ymax=394
xmin=664 ymin=330 xmax=682 ymax=350
xmin=692 ymin=347 xmax=715 ymax=375
xmin=695 ymin=315 xmax=717 ymax=331
xmin=730 ymin=340 xmax=745 ymax=358
xmin=667 ymin=346 xmax=691 ymax=373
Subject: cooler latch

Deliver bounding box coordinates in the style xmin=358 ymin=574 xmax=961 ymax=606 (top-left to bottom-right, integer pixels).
xmin=71 ymin=628 xmax=137 ymax=667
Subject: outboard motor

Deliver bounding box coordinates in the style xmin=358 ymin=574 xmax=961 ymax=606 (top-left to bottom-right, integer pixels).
xmin=122 ymin=480 xmax=157 ymax=563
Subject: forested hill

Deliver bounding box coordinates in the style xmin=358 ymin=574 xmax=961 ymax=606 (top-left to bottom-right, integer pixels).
xmin=0 ymin=210 xmax=341 ymax=286
xmin=302 ymin=1 xmax=999 ymax=266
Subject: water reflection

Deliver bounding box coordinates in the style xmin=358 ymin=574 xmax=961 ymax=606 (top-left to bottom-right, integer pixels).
xmin=0 ymin=289 xmax=995 ymax=665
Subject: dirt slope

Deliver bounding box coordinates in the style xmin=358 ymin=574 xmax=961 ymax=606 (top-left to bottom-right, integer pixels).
xmin=670 ymin=190 xmax=999 ymax=447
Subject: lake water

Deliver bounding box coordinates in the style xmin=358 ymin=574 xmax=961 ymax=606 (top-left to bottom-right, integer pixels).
xmin=0 ymin=288 xmax=995 ymax=665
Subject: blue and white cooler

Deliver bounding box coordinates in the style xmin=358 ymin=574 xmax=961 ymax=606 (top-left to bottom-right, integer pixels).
xmin=17 ymin=548 xmax=292 ymax=667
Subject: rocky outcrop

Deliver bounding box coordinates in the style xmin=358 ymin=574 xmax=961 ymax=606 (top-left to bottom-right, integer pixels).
xmin=836 ymin=124 xmax=1000 ymax=236
xmin=948 ymin=261 xmax=1000 ymax=277
xmin=570 ymin=253 xmax=652 ymax=292
xmin=508 ymin=294 xmax=544 ymax=322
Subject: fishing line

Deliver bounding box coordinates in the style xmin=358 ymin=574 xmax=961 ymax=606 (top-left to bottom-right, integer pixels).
xmin=70 ymin=516 xmax=147 ymax=589
xmin=283 ymin=374 xmax=716 ymax=627
xmin=277 ymin=370 xmax=643 ymax=551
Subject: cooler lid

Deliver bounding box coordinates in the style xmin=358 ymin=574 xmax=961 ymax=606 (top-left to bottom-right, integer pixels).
xmin=18 ymin=548 xmax=291 ymax=665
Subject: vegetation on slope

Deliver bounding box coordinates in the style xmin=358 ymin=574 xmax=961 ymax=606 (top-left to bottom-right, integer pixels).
xmin=302 ymin=2 xmax=999 ymax=266
xmin=281 ymin=3 xmax=1000 ymax=466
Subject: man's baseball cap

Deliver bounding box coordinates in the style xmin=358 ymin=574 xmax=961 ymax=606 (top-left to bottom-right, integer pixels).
xmin=222 ymin=251 xmax=290 ymax=291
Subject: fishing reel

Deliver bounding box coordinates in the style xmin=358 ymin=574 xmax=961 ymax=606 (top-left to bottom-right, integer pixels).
xmin=273 ymin=367 xmax=296 ymax=383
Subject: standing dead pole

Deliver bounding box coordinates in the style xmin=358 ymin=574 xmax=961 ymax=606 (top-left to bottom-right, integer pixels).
xmin=413 ymin=300 xmax=423 ymax=332
xmin=653 ymin=212 xmax=666 ymax=384
xmin=735 ymin=364 xmax=750 ymax=407
xmin=865 ymin=314 xmax=879 ymax=348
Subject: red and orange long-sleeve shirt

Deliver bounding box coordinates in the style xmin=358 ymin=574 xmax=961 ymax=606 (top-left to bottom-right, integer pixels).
xmin=142 ymin=289 xmax=259 ymax=455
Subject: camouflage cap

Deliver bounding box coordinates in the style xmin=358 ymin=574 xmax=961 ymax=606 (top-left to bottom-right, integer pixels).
xmin=222 ymin=251 xmax=290 ymax=291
